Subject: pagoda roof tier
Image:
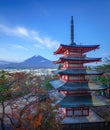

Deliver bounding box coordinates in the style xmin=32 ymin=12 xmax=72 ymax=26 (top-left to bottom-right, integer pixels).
xmin=54 ymin=69 xmax=104 ymax=75
xmin=54 ymin=56 xmax=101 ymax=64
xmin=54 ymin=44 xmax=99 ymax=54
xmin=49 ymin=80 xmax=107 ymax=91
xmin=60 ymin=95 xmax=108 ymax=108
xmin=61 ymin=109 xmax=104 ymax=124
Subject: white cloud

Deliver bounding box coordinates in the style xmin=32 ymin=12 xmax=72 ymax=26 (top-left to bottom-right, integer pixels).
xmin=43 ymin=37 xmax=59 ymax=48
xmin=0 ymin=24 xmax=60 ymax=49
xmin=0 ymin=24 xmax=29 ymax=37
xmin=16 ymin=27 xmax=29 ymax=37
xmin=11 ymin=44 xmax=29 ymax=51
xmin=34 ymin=44 xmax=44 ymax=49
xmin=33 ymin=36 xmax=59 ymax=48
xmin=33 ymin=35 xmax=44 ymax=44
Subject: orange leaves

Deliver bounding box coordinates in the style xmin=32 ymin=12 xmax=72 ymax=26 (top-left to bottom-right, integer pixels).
xmin=12 ymin=112 xmax=18 ymax=118
xmin=27 ymin=113 xmax=43 ymax=128
xmin=0 ymin=70 xmax=62 ymax=130
xmin=27 ymin=114 xmax=33 ymax=120
xmin=33 ymin=120 xmax=41 ymax=128
xmin=39 ymin=113 xmax=42 ymax=121
xmin=33 ymin=113 xmax=43 ymax=128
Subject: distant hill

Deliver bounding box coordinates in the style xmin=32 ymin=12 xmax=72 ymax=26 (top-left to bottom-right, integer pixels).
xmin=0 ymin=60 xmax=14 ymax=65
xmin=0 ymin=55 xmax=57 ymax=69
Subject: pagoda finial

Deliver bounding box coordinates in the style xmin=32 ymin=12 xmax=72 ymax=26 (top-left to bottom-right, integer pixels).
xmin=71 ymin=16 xmax=76 ymax=45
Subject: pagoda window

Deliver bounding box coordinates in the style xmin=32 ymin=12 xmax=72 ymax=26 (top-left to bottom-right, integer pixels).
xmin=67 ymin=110 xmax=73 ymax=117
xmin=61 ymin=75 xmax=64 ymax=80
xmin=63 ymin=63 xmax=66 ymax=68
xmin=67 ymin=91 xmax=90 ymax=96
xmin=62 ymin=62 xmax=67 ymax=69
xmin=66 ymin=108 xmax=73 ymax=117
xmin=65 ymin=75 xmax=68 ymax=81
xmin=73 ymin=107 xmax=89 ymax=116
xmin=67 ymin=91 xmax=75 ymax=95
xmin=69 ymin=75 xmax=85 ymax=81
xmin=83 ymin=109 xmax=89 ymax=116
xmin=74 ymin=109 xmax=82 ymax=116
xmin=69 ymin=51 xmax=83 ymax=57
xmin=59 ymin=108 xmax=66 ymax=115
xmin=64 ymin=50 xmax=69 ymax=56
xmin=69 ymin=63 xmax=83 ymax=68
xmin=61 ymin=91 xmax=67 ymax=95
xmin=63 ymin=61 xmax=69 ymax=68
xmin=69 ymin=76 xmax=78 ymax=80
xmin=61 ymin=75 xmax=68 ymax=81
xmin=82 ymin=107 xmax=89 ymax=116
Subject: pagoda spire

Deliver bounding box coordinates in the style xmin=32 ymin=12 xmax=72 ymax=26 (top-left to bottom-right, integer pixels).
xmin=71 ymin=16 xmax=76 ymax=45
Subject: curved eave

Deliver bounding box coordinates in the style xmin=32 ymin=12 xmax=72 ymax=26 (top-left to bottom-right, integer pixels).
xmin=54 ymin=44 xmax=100 ymax=54
xmin=49 ymin=80 xmax=107 ymax=91
xmin=60 ymin=95 xmax=108 ymax=108
xmin=54 ymin=57 xmax=102 ymax=64
xmin=56 ymin=69 xmax=104 ymax=75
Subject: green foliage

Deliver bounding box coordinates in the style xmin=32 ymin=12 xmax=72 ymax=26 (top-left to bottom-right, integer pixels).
xmin=95 ymin=64 xmax=110 ymax=72
xmin=58 ymin=64 xmax=62 ymax=70
xmin=0 ymin=70 xmax=7 ymax=86
xmin=0 ymin=71 xmax=62 ymax=130
xmin=97 ymin=76 xmax=108 ymax=86
xmin=95 ymin=57 xmax=110 ymax=86
xmin=44 ymin=80 xmax=53 ymax=90
xmin=0 ymin=70 xmax=11 ymax=101
xmin=95 ymin=56 xmax=110 ymax=72
xmin=87 ymin=66 xmax=92 ymax=70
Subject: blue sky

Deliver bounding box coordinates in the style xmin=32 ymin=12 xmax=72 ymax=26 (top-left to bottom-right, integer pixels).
xmin=0 ymin=0 xmax=110 ymax=64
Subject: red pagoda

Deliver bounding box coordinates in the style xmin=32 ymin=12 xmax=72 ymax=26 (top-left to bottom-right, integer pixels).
xmin=50 ymin=16 xmax=109 ymax=127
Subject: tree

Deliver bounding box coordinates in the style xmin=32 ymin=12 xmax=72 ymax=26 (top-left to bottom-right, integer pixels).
xmin=44 ymin=80 xmax=53 ymax=90
xmin=95 ymin=56 xmax=110 ymax=86
xmin=0 ymin=71 xmax=32 ymax=130
xmin=10 ymin=98 xmax=62 ymax=130
xmin=58 ymin=64 xmax=62 ymax=70
xmin=0 ymin=70 xmax=11 ymax=130
xmin=97 ymin=75 xmax=109 ymax=86
xmin=0 ymin=70 xmax=63 ymax=130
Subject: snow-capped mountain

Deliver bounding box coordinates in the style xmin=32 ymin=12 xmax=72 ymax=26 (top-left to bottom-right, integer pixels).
xmin=0 ymin=55 xmax=57 ymax=69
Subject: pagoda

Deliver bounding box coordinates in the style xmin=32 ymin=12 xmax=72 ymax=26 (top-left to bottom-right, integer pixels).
xmin=50 ymin=16 xmax=109 ymax=127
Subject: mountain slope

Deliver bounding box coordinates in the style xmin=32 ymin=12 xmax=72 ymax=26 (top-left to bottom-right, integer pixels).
xmin=0 ymin=60 xmax=13 ymax=65
xmin=0 ymin=55 xmax=57 ymax=69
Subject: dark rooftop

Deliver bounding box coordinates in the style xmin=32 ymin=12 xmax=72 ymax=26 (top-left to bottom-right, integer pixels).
xmin=60 ymin=56 xmax=101 ymax=61
xmin=60 ymin=95 xmax=108 ymax=108
xmin=50 ymin=80 xmax=107 ymax=91
xmin=54 ymin=56 xmax=101 ymax=64
xmin=61 ymin=44 xmax=99 ymax=48
xmin=55 ymin=69 xmax=104 ymax=75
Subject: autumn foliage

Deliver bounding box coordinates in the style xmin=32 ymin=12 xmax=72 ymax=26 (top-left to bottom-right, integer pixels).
xmin=0 ymin=70 xmax=62 ymax=130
